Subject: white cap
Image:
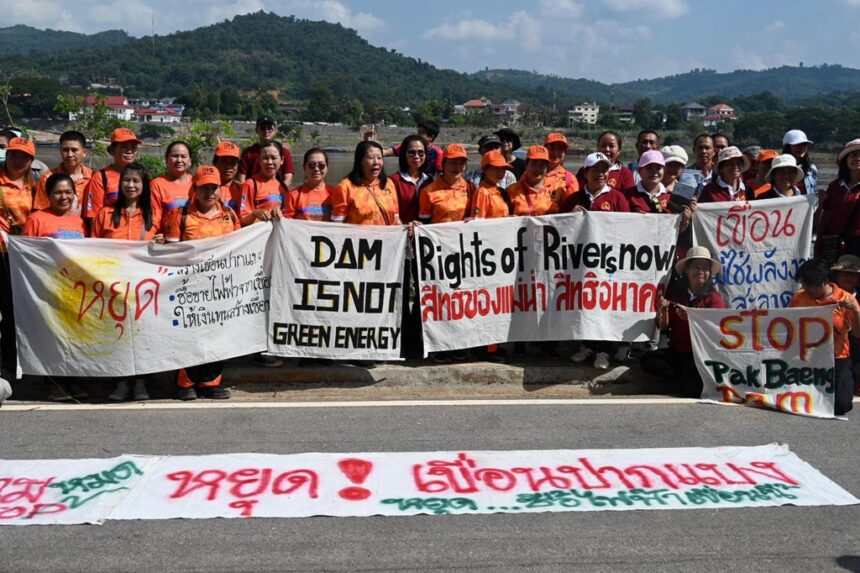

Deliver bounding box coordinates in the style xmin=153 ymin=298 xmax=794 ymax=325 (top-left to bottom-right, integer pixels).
xmin=660 ymin=145 xmax=688 ymax=166
xmin=583 ymin=152 xmax=611 ymax=169
xmin=783 ymin=129 xmax=813 ymax=146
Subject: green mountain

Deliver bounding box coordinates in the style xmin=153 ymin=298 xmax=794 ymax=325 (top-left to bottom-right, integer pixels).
xmin=0 ymin=24 xmax=131 ymax=54
xmin=471 ymin=69 xmax=637 ymax=104
xmin=0 ymin=13 xmax=540 ymax=106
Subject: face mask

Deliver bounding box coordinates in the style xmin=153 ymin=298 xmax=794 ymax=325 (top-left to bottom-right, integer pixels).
xmin=0 ymin=149 xmax=6 ymax=163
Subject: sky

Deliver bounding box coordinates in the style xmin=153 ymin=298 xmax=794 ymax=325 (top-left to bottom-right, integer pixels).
xmin=2 ymin=0 xmax=859 ymax=84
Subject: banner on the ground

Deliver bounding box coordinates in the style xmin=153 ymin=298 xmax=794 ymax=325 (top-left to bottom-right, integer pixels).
xmin=7 ymin=224 xmax=273 ymax=377
xmin=688 ymin=306 xmax=836 ymax=418
xmin=692 ymin=195 xmax=815 ymax=309
xmin=415 ymin=213 xmax=680 ymax=353
xmin=1 ymin=444 xmax=855 ymax=525
xmin=267 ymin=219 xmax=407 ymax=360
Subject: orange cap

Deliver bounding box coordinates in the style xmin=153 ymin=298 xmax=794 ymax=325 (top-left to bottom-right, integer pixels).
xmin=526 ymin=145 xmax=550 ymax=161
xmin=544 ymin=132 xmax=569 ymax=148
xmin=214 ymin=140 xmax=241 ymax=159
xmin=194 ymin=165 xmax=222 ymax=187
xmin=6 ymin=137 xmax=35 ymax=158
xmin=757 ymin=149 xmax=779 ymax=163
xmin=481 ymin=150 xmax=512 ymax=170
xmin=444 ymin=143 xmax=468 ymax=160
xmin=110 ymin=127 xmax=142 ymax=145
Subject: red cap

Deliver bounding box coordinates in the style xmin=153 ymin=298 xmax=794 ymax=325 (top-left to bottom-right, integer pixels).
xmin=110 ymin=128 xmax=142 ymax=145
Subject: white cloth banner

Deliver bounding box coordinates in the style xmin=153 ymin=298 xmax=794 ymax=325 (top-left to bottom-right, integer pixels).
xmin=415 ymin=213 xmax=680 ymax=353
xmin=8 ymin=224 xmax=273 ymax=377
xmin=692 ymin=195 xmax=815 ymax=309
xmin=267 ymin=219 xmax=407 ymax=360
xmin=1 ymin=444 xmax=856 ymax=525
xmin=688 ymin=306 xmax=836 ymax=418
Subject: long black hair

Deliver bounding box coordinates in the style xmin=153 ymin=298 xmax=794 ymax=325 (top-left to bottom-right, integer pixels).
xmin=348 ymin=141 xmax=387 ymax=187
xmin=113 ymin=162 xmax=154 ymax=231
xmin=397 ymin=135 xmax=426 ymax=174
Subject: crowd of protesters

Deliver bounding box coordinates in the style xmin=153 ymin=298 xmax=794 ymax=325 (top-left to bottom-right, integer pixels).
xmin=0 ymin=117 xmax=858 ymax=414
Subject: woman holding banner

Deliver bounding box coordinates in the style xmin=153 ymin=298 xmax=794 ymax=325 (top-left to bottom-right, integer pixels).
xmin=640 ymin=246 xmax=725 ymax=398
xmin=163 ymin=166 xmax=240 ymax=400
xmin=23 ymin=173 xmax=88 ymax=401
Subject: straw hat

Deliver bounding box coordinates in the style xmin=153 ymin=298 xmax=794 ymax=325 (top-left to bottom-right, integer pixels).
xmin=674 ymin=245 xmax=721 ymax=275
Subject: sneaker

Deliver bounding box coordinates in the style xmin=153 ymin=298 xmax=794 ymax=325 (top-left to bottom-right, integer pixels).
xmin=132 ymin=380 xmax=150 ymax=401
xmin=593 ymin=352 xmax=610 ymax=370
xmin=199 ymin=386 xmax=231 ymax=400
xmin=177 ymin=387 xmax=197 ymax=401
xmin=47 ymin=384 xmax=74 ymax=402
xmin=614 ymin=344 xmax=631 ymax=362
xmin=570 ymin=346 xmax=593 ymax=363
xmin=67 ymin=383 xmax=88 ymax=400
xmin=252 ymin=353 xmax=285 ymax=368
xmin=108 ymin=380 xmax=131 ymax=402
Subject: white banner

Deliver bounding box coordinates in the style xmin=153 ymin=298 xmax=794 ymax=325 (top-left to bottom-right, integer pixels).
xmin=1 ymin=445 xmax=856 ymax=525
xmin=8 ymin=224 xmax=273 ymax=377
xmin=416 ymin=213 xmax=680 ymax=353
xmin=267 ymin=219 xmax=407 ymax=360
xmin=688 ymin=306 xmax=836 ymax=418
xmin=692 ymin=195 xmax=815 ymax=309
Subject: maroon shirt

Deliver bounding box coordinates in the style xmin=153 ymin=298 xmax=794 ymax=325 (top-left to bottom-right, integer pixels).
xmin=667 ymin=288 xmax=726 ymax=353
xmin=238 ymin=142 xmax=295 ymax=178
xmin=821 ymin=179 xmax=860 ymax=237
xmin=571 ymin=186 xmax=629 ymax=212
xmin=389 ymin=171 xmax=431 ymax=224
xmin=698 ymin=179 xmax=747 ymax=204
xmin=624 ymin=184 xmax=672 ymax=214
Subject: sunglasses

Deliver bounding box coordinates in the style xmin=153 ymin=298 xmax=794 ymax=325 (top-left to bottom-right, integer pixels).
xmin=306 ymin=162 xmax=327 ymax=170
xmin=406 ymin=150 xmax=425 ymax=157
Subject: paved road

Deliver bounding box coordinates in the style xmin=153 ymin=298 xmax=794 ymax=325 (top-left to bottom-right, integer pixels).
xmin=1 ymin=399 xmax=858 ymax=572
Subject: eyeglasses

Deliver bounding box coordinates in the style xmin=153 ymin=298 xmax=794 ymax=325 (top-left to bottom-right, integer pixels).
xmin=306 ymin=162 xmax=327 ymax=170
xmin=406 ymin=150 xmax=425 ymax=157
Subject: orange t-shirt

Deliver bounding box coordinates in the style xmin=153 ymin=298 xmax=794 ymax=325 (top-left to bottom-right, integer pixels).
xmin=283 ymin=183 xmax=334 ymax=221
xmin=163 ymin=202 xmax=240 ymax=242
xmin=151 ymin=175 xmax=193 ymax=227
xmin=0 ymin=172 xmax=35 ymax=251
xmin=242 ymin=175 xmax=287 ymax=214
xmin=507 ymin=178 xmax=575 ymax=216
xmin=82 ymin=166 xmax=122 ymax=219
xmin=33 ymin=164 xmax=93 ymax=215
xmin=419 ymin=176 xmax=473 ymax=223
xmin=472 ymin=180 xmax=510 ymax=219
xmin=220 ymin=181 xmax=249 ymax=218
xmin=790 ymin=283 xmax=855 ymax=359
xmin=331 ymin=178 xmax=400 ymax=226
xmin=91 ymin=205 xmax=161 ymax=240
xmin=545 ymin=165 xmax=580 ymax=197
xmin=22 ymin=210 xmax=86 ymax=239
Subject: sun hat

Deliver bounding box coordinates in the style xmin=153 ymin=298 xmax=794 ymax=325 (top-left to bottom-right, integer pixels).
xmin=831 ymin=254 xmax=860 ymax=273
xmin=494 ymin=127 xmax=521 ymax=150
xmin=194 ymin=165 xmax=222 ymax=187
xmin=837 ymin=138 xmax=860 ymax=164
xmin=716 ymin=146 xmax=750 ymax=172
xmin=583 ymin=152 xmax=611 ymax=169
xmin=6 ymin=137 xmax=35 ymax=158
xmin=544 ymin=132 xmax=569 ymax=148
xmin=783 ymin=129 xmax=813 ymax=146
xmin=757 ymin=149 xmax=779 ymax=163
xmin=660 ymin=145 xmax=688 ymax=166
xmin=214 ymin=141 xmax=241 ymax=159
xmin=481 ymin=150 xmax=512 ymax=170
xmin=637 ymin=149 xmax=665 ymax=169
xmin=110 ymin=128 xmax=141 ymax=145
xmin=444 ymin=143 xmax=468 ymax=160
xmin=674 ymin=245 xmax=721 ymax=275
xmin=765 ymin=154 xmax=804 ymax=184
xmin=526 ymin=145 xmax=549 ymax=162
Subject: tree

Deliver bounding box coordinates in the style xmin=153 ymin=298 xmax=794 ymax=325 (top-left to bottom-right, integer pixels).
xmin=664 ymin=104 xmax=684 ymax=130
xmin=632 ymin=98 xmax=654 ymax=129
xmin=335 ymin=97 xmax=364 ymax=126
xmin=54 ymin=93 xmax=132 ymax=161
xmin=306 ymin=84 xmax=336 ymax=122
xmin=732 ymin=111 xmax=786 ymax=147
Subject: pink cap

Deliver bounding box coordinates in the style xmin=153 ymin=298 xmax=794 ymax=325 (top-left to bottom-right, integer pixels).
xmin=638 ymin=150 xmax=665 ymax=169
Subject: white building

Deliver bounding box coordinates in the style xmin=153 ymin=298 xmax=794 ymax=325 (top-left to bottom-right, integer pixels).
xmin=69 ymin=95 xmax=134 ymax=122
xmin=568 ymin=102 xmax=600 ymax=125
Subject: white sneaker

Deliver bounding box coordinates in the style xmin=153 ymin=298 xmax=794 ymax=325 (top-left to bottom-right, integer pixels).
xmin=593 ymin=352 xmax=610 ymax=370
xmin=570 ymin=345 xmax=594 ymax=363
xmin=614 ymin=343 xmax=631 ymax=362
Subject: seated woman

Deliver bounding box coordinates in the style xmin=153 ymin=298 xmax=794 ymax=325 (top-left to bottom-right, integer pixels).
xmin=163 ymin=166 xmax=240 ymax=400
xmin=790 ymin=259 xmax=860 ymax=415
xmin=640 ymin=246 xmax=725 ymax=397
xmin=23 ymin=173 xmax=87 ymax=401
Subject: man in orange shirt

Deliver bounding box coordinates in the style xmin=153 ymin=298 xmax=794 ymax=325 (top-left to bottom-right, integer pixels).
xmin=82 ymin=128 xmax=141 ymax=225
xmin=790 ymin=258 xmax=860 ymax=415
xmin=33 ymin=131 xmax=91 ymax=216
